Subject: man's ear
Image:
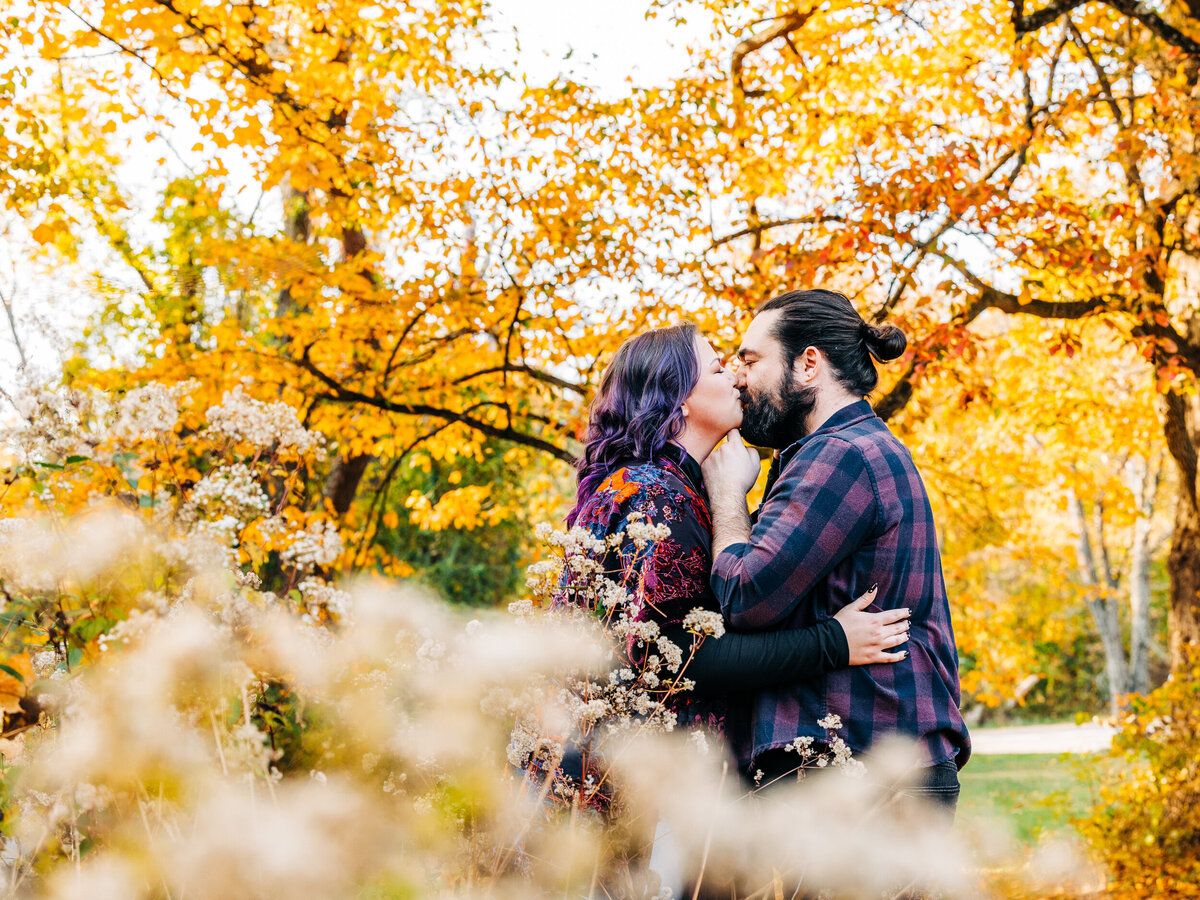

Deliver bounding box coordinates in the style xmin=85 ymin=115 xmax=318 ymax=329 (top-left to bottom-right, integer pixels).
xmin=793 ymin=347 xmax=820 ymax=383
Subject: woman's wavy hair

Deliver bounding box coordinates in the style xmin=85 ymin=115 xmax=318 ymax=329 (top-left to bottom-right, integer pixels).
xmin=566 ymin=323 xmax=700 ymax=526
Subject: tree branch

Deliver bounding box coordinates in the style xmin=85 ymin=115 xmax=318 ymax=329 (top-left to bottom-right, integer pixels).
xmin=1068 ymin=19 xmax=1125 ymax=126
xmin=873 ymin=356 xmax=920 ymax=422
xmin=1015 ymin=0 xmax=1200 ymax=54
xmin=1106 ymin=0 xmax=1200 ymax=55
xmin=451 ymin=364 xmax=585 ymax=395
xmin=932 ymin=252 xmax=1116 ymax=319
xmin=1012 ymin=0 xmax=1088 ymax=38
xmin=875 ymin=261 xmax=1115 ymax=421
xmin=0 ymin=283 xmax=28 ymax=371
xmin=877 ymin=144 xmax=1027 ymax=319
xmin=1130 ymin=314 xmax=1200 ymax=374
xmin=708 ymin=215 xmax=845 ymax=250
xmin=351 ymin=419 xmax=459 ymax=567
xmin=296 ymin=351 xmax=576 ymax=465
xmin=731 ymin=9 xmax=818 ymax=99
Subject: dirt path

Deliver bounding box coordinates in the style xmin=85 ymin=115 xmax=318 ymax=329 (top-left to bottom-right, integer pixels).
xmin=970 ymin=722 xmax=1116 ymax=755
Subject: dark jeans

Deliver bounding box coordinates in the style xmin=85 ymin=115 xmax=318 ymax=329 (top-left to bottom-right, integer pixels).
xmin=748 ymin=748 xmax=961 ymax=817
xmin=902 ymin=758 xmax=960 ymax=815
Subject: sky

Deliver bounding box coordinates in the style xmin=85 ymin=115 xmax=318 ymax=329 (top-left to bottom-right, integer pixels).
xmin=491 ymin=0 xmax=696 ymax=91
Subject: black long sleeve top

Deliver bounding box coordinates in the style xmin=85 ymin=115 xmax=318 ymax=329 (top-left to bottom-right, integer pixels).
xmin=661 ymin=618 xmax=849 ymax=694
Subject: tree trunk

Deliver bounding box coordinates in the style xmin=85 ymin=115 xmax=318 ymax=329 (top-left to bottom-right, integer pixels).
xmin=318 ymin=221 xmax=376 ymax=517
xmin=1070 ymin=492 xmax=1129 ymax=714
xmin=324 ymin=453 xmax=374 ymax=516
xmin=1161 ymin=387 xmax=1200 ymax=669
xmin=1168 ymin=497 xmax=1200 ymax=665
xmin=276 ymin=181 xmax=312 ymax=320
xmin=1126 ymin=455 xmax=1161 ymax=694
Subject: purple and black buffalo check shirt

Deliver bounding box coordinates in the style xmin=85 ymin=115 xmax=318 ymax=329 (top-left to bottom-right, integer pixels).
xmin=711 ymin=400 xmax=971 ymax=770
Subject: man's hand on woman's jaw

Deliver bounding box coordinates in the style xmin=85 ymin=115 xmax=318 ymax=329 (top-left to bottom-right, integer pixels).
xmin=702 ymin=429 xmax=759 ymax=556
xmin=702 ymin=428 xmax=761 ymax=494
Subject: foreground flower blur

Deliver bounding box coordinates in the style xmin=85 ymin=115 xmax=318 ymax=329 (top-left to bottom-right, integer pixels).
xmin=0 ymin=384 xmax=1099 ymax=898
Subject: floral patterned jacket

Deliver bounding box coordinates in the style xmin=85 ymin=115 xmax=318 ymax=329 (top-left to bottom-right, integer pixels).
xmin=558 ymin=441 xmax=738 ymax=733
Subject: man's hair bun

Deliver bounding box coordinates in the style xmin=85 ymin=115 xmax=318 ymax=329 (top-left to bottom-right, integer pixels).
xmin=864 ymin=323 xmax=907 ymax=362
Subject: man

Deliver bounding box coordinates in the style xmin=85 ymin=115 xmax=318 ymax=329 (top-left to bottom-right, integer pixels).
xmin=702 ymin=288 xmax=970 ymax=810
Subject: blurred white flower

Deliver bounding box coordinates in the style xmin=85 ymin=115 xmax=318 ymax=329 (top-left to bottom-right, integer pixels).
xmin=297 ymin=577 xmax=352 ymax=622
xmin=507 ymin=598 xmax=534 ymax=617
xmin=109 ymin=383 xmax=179 ymax=443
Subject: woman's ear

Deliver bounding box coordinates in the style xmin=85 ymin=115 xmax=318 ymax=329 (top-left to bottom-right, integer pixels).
xmin=680 ymin=401 xmax=690 ymax=418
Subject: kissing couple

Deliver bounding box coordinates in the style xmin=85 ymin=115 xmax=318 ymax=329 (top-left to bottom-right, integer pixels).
xmin=559 ymin=288 xmax=971 ymax=816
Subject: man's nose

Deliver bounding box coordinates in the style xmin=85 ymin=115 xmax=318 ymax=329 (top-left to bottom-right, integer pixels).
xmin=733 ymin=369 xmax=747 ymax=389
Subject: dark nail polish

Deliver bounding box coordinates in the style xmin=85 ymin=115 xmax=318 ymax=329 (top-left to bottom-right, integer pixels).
xmin=869 ymin=583 xmax=878 ymax=592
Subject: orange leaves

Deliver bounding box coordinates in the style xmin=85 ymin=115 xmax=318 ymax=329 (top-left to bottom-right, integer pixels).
xmin=1047 ymin=329 xmax=1082 ymax=358
xmin=0 ymin=652 xmax=32 ymax=717
xmin=403 ymin=484 xmax=503 ymax=531
xmin=899 ymin=314 xmax=1169 ymax=710
xmin=29 ymin=217 xmax=65 ymax=247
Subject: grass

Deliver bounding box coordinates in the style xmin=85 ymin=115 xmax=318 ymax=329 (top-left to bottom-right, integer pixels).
xmin=958 ymin=753 xmax=1100 ymax=846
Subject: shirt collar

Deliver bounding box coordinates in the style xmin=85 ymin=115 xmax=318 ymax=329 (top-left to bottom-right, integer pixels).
xmin=779 ymin=399 xmax=876 ymax=465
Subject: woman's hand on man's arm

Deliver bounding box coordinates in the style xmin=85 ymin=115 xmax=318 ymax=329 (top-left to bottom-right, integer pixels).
xmin=832 ymin=586 xmax=911 ymax=665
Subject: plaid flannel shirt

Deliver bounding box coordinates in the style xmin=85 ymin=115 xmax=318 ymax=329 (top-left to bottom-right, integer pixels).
xmin=711 ymin=400 xmax=970 ymax=770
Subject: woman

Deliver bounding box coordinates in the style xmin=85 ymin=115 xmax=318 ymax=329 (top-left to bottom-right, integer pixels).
xmin=560 ymin=322 xmax=910 ymax=755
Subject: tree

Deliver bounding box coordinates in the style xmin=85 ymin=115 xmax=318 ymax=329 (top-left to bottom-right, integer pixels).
xmin=635 ymin=0 xmax=1200 ymax=668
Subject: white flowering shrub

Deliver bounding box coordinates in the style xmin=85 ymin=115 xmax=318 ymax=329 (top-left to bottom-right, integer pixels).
xmin=279 ymin=519 xmax=345 ymax=571
xmin=0 ymin=512 xmax=1097 ymax=899
xmin=2 ymin=380 xmax=345 ymax=602
xmin=108 ymin=383 xmax=180 ymax=443
xmin=0 ymin=525 xmax=625 ymax=897
xmin=188 ymin=462 xmax=271 ymax=522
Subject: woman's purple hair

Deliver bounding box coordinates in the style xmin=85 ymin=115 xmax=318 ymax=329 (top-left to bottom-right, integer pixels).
xmin=566 ymin=322 xmax=700 ymax=527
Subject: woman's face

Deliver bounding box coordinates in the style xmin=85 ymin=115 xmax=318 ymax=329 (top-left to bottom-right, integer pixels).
xmin=683 ymin=337 xmax=742 ymax=438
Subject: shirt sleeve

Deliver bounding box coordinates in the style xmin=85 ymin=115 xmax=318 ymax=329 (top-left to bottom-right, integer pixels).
xmin=661 ymin=620 xmax=850 ymax=693
xmin=711 ymin=437 xmax=878 ymax=631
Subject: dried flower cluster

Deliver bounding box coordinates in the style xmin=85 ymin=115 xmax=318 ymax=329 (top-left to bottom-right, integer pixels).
xmin=205 ymin=386 xmax=325 ymax=458
xmin=279 ymin=519 xmax=345 ymax=571
xmin=108 ymin=383 xmax=180 ymax=443
xmin=188 ymin=462 xmax=272 ymax=522
xmin=506 ymin=518 xmax=717 ymax=810
xmin=2 ymin=381 xmax=341 ymax=592
xmin=7 ymin=386 xmax=105 ymax=462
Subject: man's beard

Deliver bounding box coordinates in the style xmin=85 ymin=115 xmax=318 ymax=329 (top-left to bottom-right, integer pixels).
xmin=739 ymin=371 xmax=818 ymax=449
